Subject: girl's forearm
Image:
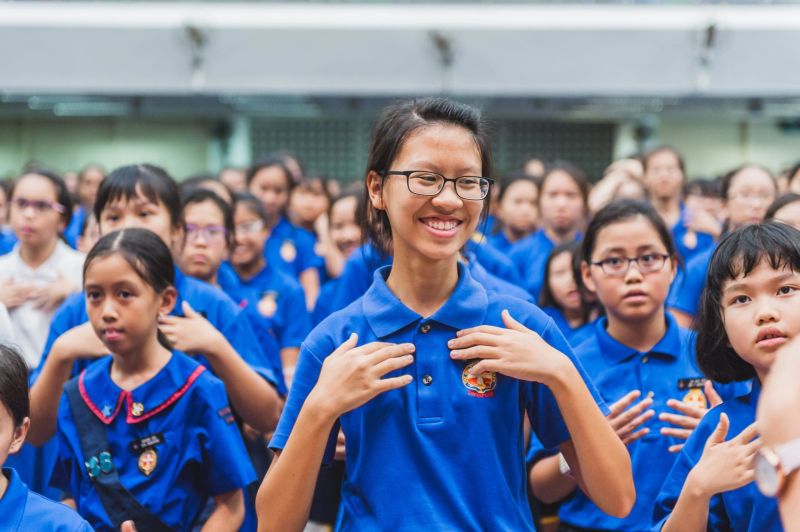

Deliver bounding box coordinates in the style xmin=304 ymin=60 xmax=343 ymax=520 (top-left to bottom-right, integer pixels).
xmin=256 ymin=396 xmax=338 ymax=532
xmin=547 ymin=361 xmax=635 ymax=518
xmin=528 ymin=454 xmax=578 ymax=503
xmin=202 ymin=490 xmax=245 ymax=532
xmin=28 ymin=345 xmax=74 ymax=445
xmin=205 ymin=338 xmax=282 ymax=433
xmin=660 ymin=472 xmax=712 ymax=532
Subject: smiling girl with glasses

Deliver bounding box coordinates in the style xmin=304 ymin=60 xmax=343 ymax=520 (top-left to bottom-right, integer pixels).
xmin=256 ymin=97 xmax=634 ymax=530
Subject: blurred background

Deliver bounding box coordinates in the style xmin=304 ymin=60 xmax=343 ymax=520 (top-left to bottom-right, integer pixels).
xmin=2 ymin=1 xmax=800 ymax=181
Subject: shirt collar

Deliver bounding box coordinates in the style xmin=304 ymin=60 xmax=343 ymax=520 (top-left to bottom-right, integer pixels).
xmin=596 ymin=312 xmax=682 ymax=365
xmin=363 ymin=262 xmax=488 ymax=338
xmin=0 ymin=468 xmax=26 ymax=530
xmin=78 ymin=353 xmax=206 ymax=425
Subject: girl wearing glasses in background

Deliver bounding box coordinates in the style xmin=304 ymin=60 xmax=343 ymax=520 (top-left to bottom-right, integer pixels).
xmin=0 ymin=169 xmax=84 ymax=370
xmin=528 ymin=199 xmax=747 ymax=531
xmin=256 ymin=97 xmax=634 ymax=530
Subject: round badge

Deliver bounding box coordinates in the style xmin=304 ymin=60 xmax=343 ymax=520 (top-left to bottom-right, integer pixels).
xmin=280 ymin=240 xmax=297 ymax=262
xmin=257 ymin=292 xmax=278 ymax=318
xmin=138 ymin=448 xmax=158 ymax=476
xmin=462 ymin=361 xmax=497 ymax=397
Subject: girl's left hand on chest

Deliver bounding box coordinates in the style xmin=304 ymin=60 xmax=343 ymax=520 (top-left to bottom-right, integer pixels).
xmin=158 ymin=301 xmax=224 ymax=356
xmin=449 ymin=309 xmax=569 ymax=384
xmin=659 ymin=380 xmax=723 ymax=452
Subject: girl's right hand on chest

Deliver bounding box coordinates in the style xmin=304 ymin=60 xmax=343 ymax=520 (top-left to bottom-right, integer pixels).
xmin=308 ymin=333 xmax=415 ymax=417
xmin=687 ymin=414 xmax=761 ymax=498
xmin=607 ymin=390 xmax=655 ymax=445
xmin=53 ymin=322 xmax=109 ymax=361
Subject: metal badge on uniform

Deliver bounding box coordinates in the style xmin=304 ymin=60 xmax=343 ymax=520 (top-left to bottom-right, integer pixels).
xmin=678 ymin=377 xmax=708 ymax=409
xmin=130 ymin=402 xmax=145 ymax=417
xmin=257 ymin=291 xmax=279 ymax=318
xmin=129 ymin=433 xmax=165 ymax=453
xmin=462 ymin=361 xmax=496 ymax=398
xmin=280 ymin=240 xmax=297 ymax=262
xmin=138 ymin=448 xmax=158 ymax=476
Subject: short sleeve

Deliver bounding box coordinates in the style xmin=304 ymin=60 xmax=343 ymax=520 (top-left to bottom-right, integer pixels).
xmin=525 ymin=319 xmax=609 ymax=450
xmin=219 ymin=307 xmax=284 ymax=392
xmin=199 ymin=378 xmax=257 ymax=496
xmin=526 ymin=433 xmax=558 ymax=466
xmin=277 ymin=284 xmax=312 ymax=350
xmin=30 ymin=293 xmax=86 ymax=384
xmin=269 ymin=342 xmax=337 ymax=463
xmin=295 ymin=231 xmax=324 ymax=275
xmin=651 ymin=409 xmax=729 ymax=531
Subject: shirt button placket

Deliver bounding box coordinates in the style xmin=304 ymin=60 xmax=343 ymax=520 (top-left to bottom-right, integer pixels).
xmin=416 ymin=321 xmax=440 ymax=419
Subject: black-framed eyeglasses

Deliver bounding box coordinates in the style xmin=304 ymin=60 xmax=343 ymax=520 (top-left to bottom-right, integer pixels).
xmin=591 ymin=253 xmax=670 ymax=277
xmin=382 ymin=170 xmax=494 ymax=201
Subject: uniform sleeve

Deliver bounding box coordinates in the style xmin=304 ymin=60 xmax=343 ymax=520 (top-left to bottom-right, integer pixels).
xmin=242 ymin=307 xmax=287 ymax=396
xmin=269 ymin=342 xmax=337 ymax=462
xmin=199 ymin=378 xmax=257 ymax=496
xmin=218 ymin=303 xmax=284 ymax=392
xmin=525 ymin=319 xmax=610 ymax=450
xmin=49 ymin=394 xmax=80 ymax=498
xmin=651 ymin=409 xmax=729 ymax=531
xmin=526 ymin=432 xmax=559 ymax=466
xmin=329 ymin=259 xmax=372 ymax=314
xmin=277 ymin=284 xmax=312 ymax=350
xmin=295 ymin=231 xmax=324 ymax=275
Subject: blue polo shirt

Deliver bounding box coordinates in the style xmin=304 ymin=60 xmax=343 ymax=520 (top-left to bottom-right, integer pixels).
xmin=488 ymin=230 xmax=514 ymax=254
xmin=271 ymin=263 xmax=605 ymax=530
xmin=51 ymin=352 xmax=255 ymax=531
xmin=329 ymin=243 xmax=533 ymax=317
xmin=465 ymin=235 xmax=522 ymax=285
xmin=510 ymin=229 xmax=581 ymax=302
xmin=541 ymin=307 xmax=593 ymax=347
xmin=652 ymin=381 xmax=780 ymax=531
xmin=667 ymin=246 xmax=714 ymax=318
xmin=218 ymin=261 xmax=311 ymax=352
xmin=312 ymin=280 xmax=340 ymax=326
xmin=0 ymin=228 xmax=17 ymax=255
xmin=264 ymin=216 xmax=323 ymax=278
xmin=671 ymin=208 xmax=715 ymax=266
xmin=0 ymin=468 xmax=92 ymax=531
xmin=557 ymin=314 xmax=746 ymax=531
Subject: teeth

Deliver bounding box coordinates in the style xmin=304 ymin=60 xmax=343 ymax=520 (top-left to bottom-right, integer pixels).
xmin=424 ymin=219 xmax=458 ymax=231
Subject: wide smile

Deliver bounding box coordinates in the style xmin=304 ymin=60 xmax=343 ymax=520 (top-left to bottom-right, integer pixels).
xmin=420 ymin=217 xmax=463 ymax=238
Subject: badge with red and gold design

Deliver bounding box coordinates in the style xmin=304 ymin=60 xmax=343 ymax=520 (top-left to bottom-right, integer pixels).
xmin=462 ymin=361 xmax=496 ymax=398
xmin=138 ymin=448 xmax=158 ymax=476
xmin=678 ymin=377 xmax=708 ymax=409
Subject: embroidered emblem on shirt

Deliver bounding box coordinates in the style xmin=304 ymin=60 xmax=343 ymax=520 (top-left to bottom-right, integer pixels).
xmin=130 ymin=402 xmax=145 ymax=417
xmin=678 ymin=378 xmax=708 ymax=409
xmin=138 ymin=448 xmax=158 ymax=476
xmin=462 ymin=361 xmax=496 ymax=398
xmin=280 ymin=240 xmax=297 ymax=262
xmin=470 ymin=231 xmax=485 ymax=244
xmin=257 ymin=291 xmax=279 ymax=318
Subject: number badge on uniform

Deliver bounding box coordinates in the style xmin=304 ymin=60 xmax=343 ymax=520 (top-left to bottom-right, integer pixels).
xmin=462 ymin=361 xmax=496 ymax=398
xmin=678 ymin=377 xmax=708 ymax=409
xmin=280 ymin=240 xmax=297 ymax=262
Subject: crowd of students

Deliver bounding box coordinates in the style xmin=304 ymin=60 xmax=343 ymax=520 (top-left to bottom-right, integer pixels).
xmin=0 ymin=96 xmax=799 ymax=531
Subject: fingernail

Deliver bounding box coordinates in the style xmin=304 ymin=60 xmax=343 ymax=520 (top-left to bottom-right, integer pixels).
xmin=447 ymin=340 xmax=454 ymax=347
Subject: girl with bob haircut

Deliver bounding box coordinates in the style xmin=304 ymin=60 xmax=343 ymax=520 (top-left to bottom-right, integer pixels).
xmin=654 ymin=221 xmax=797 ymax=531
xmin=256 ymin=97 xmax=634 ymax=530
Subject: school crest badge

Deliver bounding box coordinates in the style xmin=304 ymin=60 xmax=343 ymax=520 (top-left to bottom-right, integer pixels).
xmin=130 ymin=402 xmax=144 ymax=417
xmin=678 ymin=377 xmax=708 ymax=409
xmin=280 ymin=240 xmax=297 ymax=262
xmin=138 ymin=448 xmax=158 ymax=476
xmin=257 ymin=291 xmax=279 ymax=318
xmin=462 ymin=361 xmax=496 ymax=398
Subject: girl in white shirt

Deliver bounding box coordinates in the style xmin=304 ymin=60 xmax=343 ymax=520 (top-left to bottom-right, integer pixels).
xmin=0 ymin=170 xmax=84 ymax=368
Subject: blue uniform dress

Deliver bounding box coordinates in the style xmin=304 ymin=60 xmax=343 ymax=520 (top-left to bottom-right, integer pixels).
xmin=671 ymin=207 xmax=715 ymax=266
xmin=556 ymin=314 xmax=748 ymax=531
xmin=51 ymin=352 xmax=255 ymax=531
xmin=20 ymin=267 xmax=280 ymax=500
xmin=271 ymin=263 xmax=605 ymax=531
xmin=264 ymin=216 xmax=323 ymax=279
xmin=0 ymin=468 xmax=92 ymax=531
xmin=218 ymin=261 xmax=311 ymax=353
xmin=541 ymin=307 xmax=593 ymax=347
xmin=666 ymin=246 xmax=714 ymax=319
xmin=652 ymin=380 xmax=780 ymax=531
